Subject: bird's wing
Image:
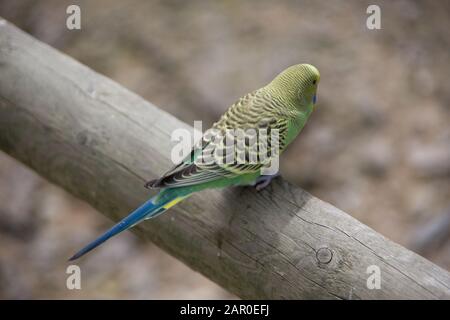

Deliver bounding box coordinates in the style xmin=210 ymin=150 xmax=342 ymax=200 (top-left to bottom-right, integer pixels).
xmin=146 ymin=90 xmax=288 ymax=189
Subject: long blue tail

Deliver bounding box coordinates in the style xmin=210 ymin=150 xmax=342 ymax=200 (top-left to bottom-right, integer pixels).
xmin=69 ymin=195 xmax=167 ymax=261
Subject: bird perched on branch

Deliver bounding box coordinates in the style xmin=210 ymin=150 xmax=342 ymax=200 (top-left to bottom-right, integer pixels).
xmin=70 ymin=63 xmax=320 ymax=260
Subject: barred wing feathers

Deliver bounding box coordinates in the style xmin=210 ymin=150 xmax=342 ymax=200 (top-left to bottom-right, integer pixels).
xmin=147 ymin=90 xmax=288 ymax=189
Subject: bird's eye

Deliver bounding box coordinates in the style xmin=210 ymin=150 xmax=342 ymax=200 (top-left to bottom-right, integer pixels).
xmin=312 ymin=80 xmax=317 ymax=85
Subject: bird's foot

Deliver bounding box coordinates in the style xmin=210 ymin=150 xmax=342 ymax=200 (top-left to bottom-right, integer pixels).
xmin=254 ymin=173 xmax=280 ymax=191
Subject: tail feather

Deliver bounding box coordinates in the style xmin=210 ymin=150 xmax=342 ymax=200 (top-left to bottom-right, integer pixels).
xmin=69 ymin=196 xmax=166 ymax=261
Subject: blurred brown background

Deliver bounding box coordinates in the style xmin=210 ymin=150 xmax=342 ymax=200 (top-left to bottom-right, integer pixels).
xmin=0 ymin=0 xmax=449 ymax=299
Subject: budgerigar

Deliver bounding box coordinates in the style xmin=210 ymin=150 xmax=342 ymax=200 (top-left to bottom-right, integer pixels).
xmin=69 ymin=64 xmax=320 ymax=260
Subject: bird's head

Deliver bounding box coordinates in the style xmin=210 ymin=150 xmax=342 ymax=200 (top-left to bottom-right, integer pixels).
xmin=268 ymin=64 xmax=320 ymax=112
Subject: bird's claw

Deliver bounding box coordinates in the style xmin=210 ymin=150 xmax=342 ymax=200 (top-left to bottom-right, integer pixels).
xmin=254 ymin=173 xmax=280 ymax=191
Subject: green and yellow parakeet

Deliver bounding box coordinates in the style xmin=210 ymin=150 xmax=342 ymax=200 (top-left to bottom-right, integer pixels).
xmin=70 ymin=64 xmax=320 ymax=260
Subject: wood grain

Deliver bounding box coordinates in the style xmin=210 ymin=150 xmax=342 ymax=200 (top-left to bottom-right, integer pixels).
xmin=0 ymin=19 xmax=449 ymax=299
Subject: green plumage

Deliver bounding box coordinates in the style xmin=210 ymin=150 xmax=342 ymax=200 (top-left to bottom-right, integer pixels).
xmin=70 ymin=64 xmax=320 ymax=260
xmin=149 ymin=64 xmax=320 ymax=192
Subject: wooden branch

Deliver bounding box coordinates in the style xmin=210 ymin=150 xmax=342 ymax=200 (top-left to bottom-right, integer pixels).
xmin=0 ymin=19 xmax=449 ymax=299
